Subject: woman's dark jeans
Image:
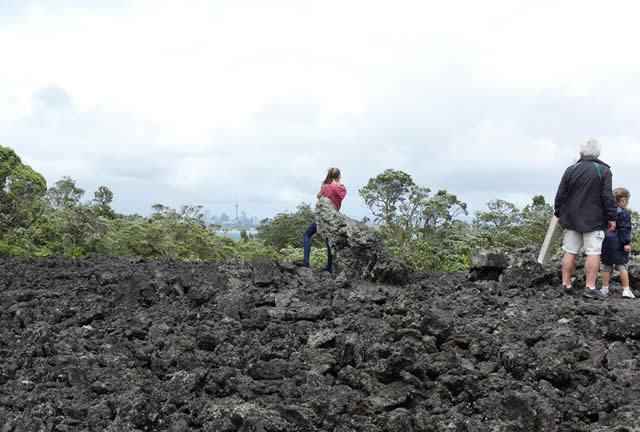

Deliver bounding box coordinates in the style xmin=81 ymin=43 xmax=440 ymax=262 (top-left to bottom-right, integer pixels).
xmin=302 ymin=221 xmax=332 ymax=271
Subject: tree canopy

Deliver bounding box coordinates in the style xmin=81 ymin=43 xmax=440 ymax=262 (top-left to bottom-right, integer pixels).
xmin=0 ymin=145 xmax=619 ymax=271
xmin=0 ymin=145 xmax=47 ymax=233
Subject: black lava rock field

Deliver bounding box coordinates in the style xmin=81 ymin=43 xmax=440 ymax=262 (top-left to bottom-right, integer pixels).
xmin=2 ymin=250 xmax=640 ymax=431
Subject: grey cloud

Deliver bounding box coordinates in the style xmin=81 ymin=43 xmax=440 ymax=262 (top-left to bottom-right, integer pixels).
xmin=3 ymin=86 xmax=175 ymax=215
xmin=4 ymin=76 xmax=640 ymax=222
xmin=108 ymin=158 xmax=173 ymax=182
xmin=33 ymin=85 xmax=72 ymax=109
xmin=320 ymin=84 xmax=638 ymax=219
xmin=360 ymin=84 xmax=626 ymax=162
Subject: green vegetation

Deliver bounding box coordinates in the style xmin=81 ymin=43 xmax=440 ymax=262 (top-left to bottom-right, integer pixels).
xmin=359 ymin=169 xmax=561 ymax=271
xmin=0 ymin=146 xmax=47 ymax=234
xmin=0 ymin=145 xmax=324 ymax=262
xmin=0 ymin=146 xmax=621 ymax=270
xmin=256 ymin=203 xmax=318 ymax=250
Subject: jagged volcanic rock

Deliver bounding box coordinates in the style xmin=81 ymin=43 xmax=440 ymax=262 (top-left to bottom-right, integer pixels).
xmin=1 ymin=249 xmax=640 ymax=431
xmin=315 ymin=197 xmax=413 ymax=284
xmin=468 ymin=250 xmax=510 ymax=282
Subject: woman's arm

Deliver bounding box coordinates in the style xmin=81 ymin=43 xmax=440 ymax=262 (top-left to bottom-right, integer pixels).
xmin=317 ymin=184 xmax=326 ymax=199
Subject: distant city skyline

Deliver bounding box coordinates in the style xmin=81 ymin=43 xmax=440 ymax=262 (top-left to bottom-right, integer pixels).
xmin=205 ymin=207 xmax=261 ymax=227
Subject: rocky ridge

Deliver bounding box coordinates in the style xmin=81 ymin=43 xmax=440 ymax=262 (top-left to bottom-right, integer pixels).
xmin=1 ymin=203 xmax=640 ymax=431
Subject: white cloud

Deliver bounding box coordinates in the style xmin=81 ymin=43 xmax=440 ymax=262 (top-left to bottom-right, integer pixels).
xmin=3 ymin=0 xmax=640 ymax=219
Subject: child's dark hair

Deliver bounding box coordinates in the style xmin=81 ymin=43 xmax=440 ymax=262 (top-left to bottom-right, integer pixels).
xmin=613 ymin=187 xmax=631 ymax=204
xmin=323 ymin=168 xmax=341 ymax=185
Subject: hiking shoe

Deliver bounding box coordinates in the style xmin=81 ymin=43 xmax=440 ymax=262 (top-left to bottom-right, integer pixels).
xmin=583 ymin=287 xmax=606 ymax=299
xmin=599 ymin=287 xmax=609 ymax=297
xmin=622 ymin=288 xmax=636 ymax=298
xmin=292 ymin=260 xmax=309 ymax=268
xmin=561 ymin=285 xmax=575 ymax=294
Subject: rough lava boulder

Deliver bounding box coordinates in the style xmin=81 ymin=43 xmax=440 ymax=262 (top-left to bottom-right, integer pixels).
xmin=315 ymin=196 xmax=412 ymax=285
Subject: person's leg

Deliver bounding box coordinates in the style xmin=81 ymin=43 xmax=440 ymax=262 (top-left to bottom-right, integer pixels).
xmin=619 ymin=267 xmax=630 ymax=288
xmin=583 ymin=230 xmax=605 ymax=290
xmin=618 ymin=265 xmax=635 ymax=298
xmin=600 ymin=264 xmax=612 ymax=295
xmin=561 ymin=230 xmax=581 ymax=287
xmin=584 ymin=254 xmax=600 ymax=289
xmin=302 ymin=221 xmax=317 ymax=264
xmin=562 ymin=252 xmax=577 ymax=286
xmin=325 ymin=238 xmax=332 ymax=272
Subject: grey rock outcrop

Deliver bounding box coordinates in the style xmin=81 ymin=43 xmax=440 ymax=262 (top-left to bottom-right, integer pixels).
xmin=499 ymin=246 xmax=561 ymax=289
xmin=315 ymin=197 xmax=412 ymax=284
xmin=467 ymin=250 xmax=509 ymax=281
xmin=468 ymin=247 xmax=563 ymax=290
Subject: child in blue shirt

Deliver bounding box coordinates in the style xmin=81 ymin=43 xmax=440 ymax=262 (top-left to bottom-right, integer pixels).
xmin=600 ymin=187 xmax=635 ymax=298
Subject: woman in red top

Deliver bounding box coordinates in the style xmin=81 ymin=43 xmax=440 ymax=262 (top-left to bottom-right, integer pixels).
xmin=293 ymin=167 xmax=347 ymax=272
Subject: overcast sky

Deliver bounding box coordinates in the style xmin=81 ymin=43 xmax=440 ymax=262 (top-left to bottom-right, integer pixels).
xmin=2 ymin=0 xmax=640 ymax=221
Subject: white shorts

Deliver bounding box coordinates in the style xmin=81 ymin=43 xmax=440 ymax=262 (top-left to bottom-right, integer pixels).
xmin=563 ymin=229 xmax=605 ymax=255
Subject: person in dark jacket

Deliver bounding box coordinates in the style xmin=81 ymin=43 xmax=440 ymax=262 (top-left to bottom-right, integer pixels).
xmin=554 ymin=139 xmax=617 ymax=298
xmin=600 ymin=187 xmax=635 ymax=298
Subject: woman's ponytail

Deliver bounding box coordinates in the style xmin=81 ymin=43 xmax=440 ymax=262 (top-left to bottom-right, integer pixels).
xmin=322 ymin=167 xmax=341 ymax=185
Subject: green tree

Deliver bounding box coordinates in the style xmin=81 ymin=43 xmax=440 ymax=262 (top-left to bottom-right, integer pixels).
xmin=145 ymin=203 xmax=227 ymax=260
xmin=419 ymin=189 xmax=468 ymax=237
xmin=392 ymin=185 xmax=431 ymax=246
xmin=360 ymin=169 xmax=474 ymax=271
xmin=629 ymin=209 xmax=640 ymax=251
xmin=474 ymin=199 xmax=521 ymax=228
xmin=35 ymin=203 xmax=112 ymax=256
xmin=179 ymin=204 xmax=205 ymax=223
xmin=257 ymin=203 xmax=319 ymax=250
xmin=47 ymin=176 xmax=85 ymax=208
xmin=0 ymin=145 xmax=47 ymax=234
xmin=360 ymin=169 xmax=437 ymax=250
xmin=93 ymin=185 xmax=115 ymax=219
xmin=520 ymin=195 xmax=554 ymax=246
xmin=359 ymin=169 xmax=415 ymax=226
xmin=471 ymin=198 xmax=555 ymax=250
